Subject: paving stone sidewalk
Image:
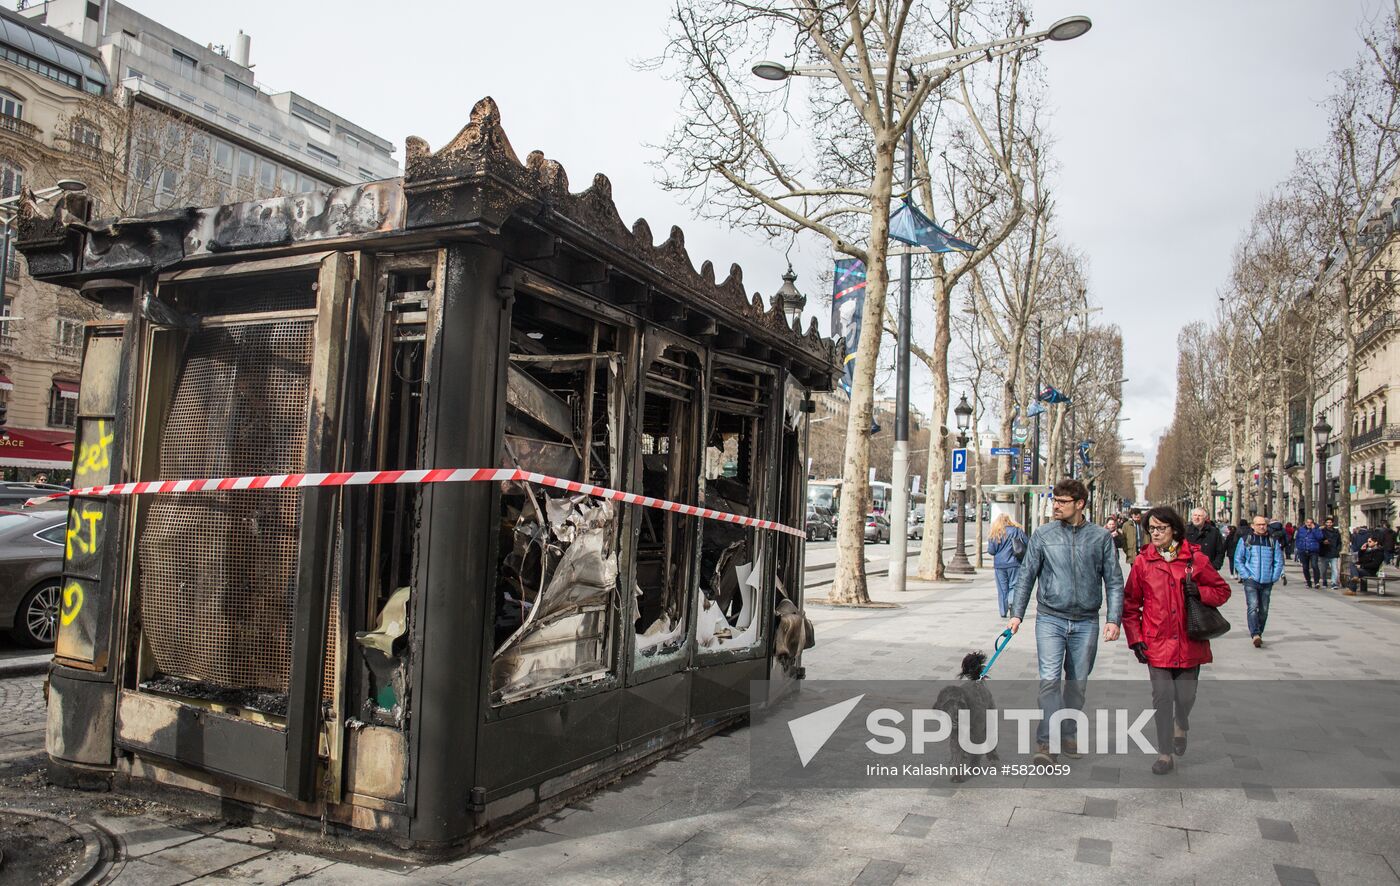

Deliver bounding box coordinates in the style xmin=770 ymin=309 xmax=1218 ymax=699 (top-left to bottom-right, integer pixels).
xmin=1 ymin=552 xmax=1398 ymax=884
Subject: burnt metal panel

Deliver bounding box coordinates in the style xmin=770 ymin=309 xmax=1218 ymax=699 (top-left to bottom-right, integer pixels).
xmin=407 ymin=243 xmax=506 ymax=844
xmin=116 ymin=690 xmax=287 ymax=791
xmin=689 ymin=657 xmax=766 ymax=725
xmin=46 ymin=671 xmax=116 ymax=766
xmin=475 ymin=691 xmax=621 ymax=800
xmin=617 ymin=671 xmax=689 ymax=750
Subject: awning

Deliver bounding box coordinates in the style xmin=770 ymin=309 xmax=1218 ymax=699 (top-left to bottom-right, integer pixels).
xmin=53 ymin=380 xmax=79 ymax=400
xmin=0 ymin=427 xmax=75 ymax=470
xmin=0 ymin=374 xmax=11 ymax=391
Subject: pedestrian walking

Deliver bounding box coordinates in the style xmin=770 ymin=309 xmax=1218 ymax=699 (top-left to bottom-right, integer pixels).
xmin=987 ymin=514 xmax=1028 ymax=618
xmin=1294 ymin=517 xmax=1324 ymax=588
xmin=1105 ymin=516 xmax=1128 ymax=565
xmin=1284 ymin=521 xmax=1296 ymax=558
xmin=1185 ymin=507 xmax=1226 ymax=571
xmin=1388 ymin=523 xmax=1400 ymax=567
xmin=1319 ymin=517 xmax=1342 ymax=589
xmin=1224 ymin=521 xmax=1246 ymax=576
xmin=1122 ymin=509 xmax=1145 ymax=556
xmin=1122 ymin=506 xmax=1231 ymax=775
xmin=1234 ymin=515 xmax=1284 ymax=647
xmin=1008 ymin=478 xmax=1124 ymax=763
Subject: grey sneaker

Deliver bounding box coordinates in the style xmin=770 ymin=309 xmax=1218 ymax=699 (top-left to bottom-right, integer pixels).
xmin=1032 ymin=744 xmax=1055 ymax=765
xmin=1060 ymin=740 xmax=1085 ymax=759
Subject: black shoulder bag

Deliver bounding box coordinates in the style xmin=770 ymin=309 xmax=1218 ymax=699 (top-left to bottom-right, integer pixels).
xmin=1182 ymin=561 xmax=1230 ymax=640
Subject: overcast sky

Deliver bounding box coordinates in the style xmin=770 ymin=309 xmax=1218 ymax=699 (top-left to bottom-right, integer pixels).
xmin=123 ymin=0 xmax=1377 ymax=471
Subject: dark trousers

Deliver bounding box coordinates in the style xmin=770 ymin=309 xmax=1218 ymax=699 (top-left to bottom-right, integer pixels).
xmin=1298 ymin=551 xmax=1319 ymax=585
xmin=1148 ymin=665 xmax=1200 ymax=754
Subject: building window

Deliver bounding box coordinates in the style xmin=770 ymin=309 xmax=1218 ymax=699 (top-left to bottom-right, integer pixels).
xmin=277 ymin=167 xmax=296 ymax=193
xmin=172 ymin=48 xmax=198 ymax=75
xmin=56 ymin=318 xmax=83 ymax=360
xmin=126 ymin=66 xmax=144 ymax=80
xmin=1 ymin=297 xmax=14 ymax=349
xmin=342 ymin=131 xmax=360 ymax=149
xmin=223 ymin=75 xmax=257 ymax=100
xmin=70 ymin=119 xmax=102 ymax=159
xmin=257 ymin=158 xmax=276 ymax=193
xmin=49 ymin=381 xmax=78 ymax=428
xmin=0 ymin=159 xmax=22 ymax=199
xmin=290 ymin=101 xmax=332 ymax=132
xmin=236 ymin=150 xmax=254 ymax=189
xmin=0 ymin=92 xmax=23 ymax=122
xmin=305 ymin=143 xmax=339 ymax=167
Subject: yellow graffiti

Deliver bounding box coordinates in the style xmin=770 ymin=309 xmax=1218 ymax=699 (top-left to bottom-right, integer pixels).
xmin=60 ymin=582 xmax=83 ymax=626
xmin=75 ymin=419 xmax=113 ymax=478
xmin=65 ymin=506 xmax=103 ymax=561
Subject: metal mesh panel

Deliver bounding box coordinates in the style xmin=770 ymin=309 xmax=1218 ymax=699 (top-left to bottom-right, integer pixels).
xmin=139 ymin=320 xmax=314 ymax=695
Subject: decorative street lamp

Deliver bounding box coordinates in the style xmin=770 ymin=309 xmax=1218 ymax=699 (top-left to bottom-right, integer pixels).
xmin=1234 ymin=461 xmax=1246 ymax=523
xmin=948 ymin=394 xmax=976 ymax=574
xmin=773 ymin=264 xmax=806 ymax=327
xmin=1263 ymin=444 xmax=1277 ymax=518
xmin=1314 ymin=413 xmax=1332 ymax=522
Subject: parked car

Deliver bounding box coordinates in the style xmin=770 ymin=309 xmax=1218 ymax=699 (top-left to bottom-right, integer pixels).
xmin=864 ymin=513 xmax=891 ymax=544
xmin=942 ymin=507 xmax=958 ymax=524
xmin=907 ymin=517 xmax=923 ymax=540
xmin=0 ymin=482 xmax=68 ymax=507
xmin=0 ymin=505 xmax=68 ymax=646
xmin=805 ymin=508 xmax=834 ymax=542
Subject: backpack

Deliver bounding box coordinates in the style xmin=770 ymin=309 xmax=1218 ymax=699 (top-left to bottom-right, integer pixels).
xmin=1011 ymin=529 xmax=1027 ymax=562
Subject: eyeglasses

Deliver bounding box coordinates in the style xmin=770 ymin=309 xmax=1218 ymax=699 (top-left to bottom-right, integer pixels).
xmin=1147 ymin=524 xmax=1171 ymax=534
xmin=1052 ymin=497 xmax=1078 ymax=504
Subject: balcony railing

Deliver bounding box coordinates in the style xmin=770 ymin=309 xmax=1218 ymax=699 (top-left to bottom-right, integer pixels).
xmin=4 ymin=257 xmax=19 ymax=280
xmin=1358 ymin=310 xmax=1398 ymax=351
xmin=54 ymin=343 xmax=82 ymax=362
xmin=1350 ymin=423 xmax=1400 ymax=451
xmin=0 ymin=113 xmax=40 ymax=141
xmin=0 ymin=334 xmax=17 ymax=353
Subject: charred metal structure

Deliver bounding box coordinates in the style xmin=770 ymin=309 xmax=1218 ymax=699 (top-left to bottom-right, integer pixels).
xmin=18 ymin=98 xmax=837 ymax=851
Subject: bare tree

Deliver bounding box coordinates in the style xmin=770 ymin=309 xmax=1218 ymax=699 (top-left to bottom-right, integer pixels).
xmin=650 ymin=0 xmax=1048 ymax=600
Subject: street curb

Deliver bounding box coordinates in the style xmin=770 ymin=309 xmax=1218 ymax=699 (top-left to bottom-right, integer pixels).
xmin=0 ymin=656 xmax=51 ymax=679
xmin=2 ymin=809 xmax=114 ymax=886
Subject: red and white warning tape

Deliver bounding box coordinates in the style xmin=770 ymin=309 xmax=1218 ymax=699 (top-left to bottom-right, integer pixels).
xmin=27 ymin=468 xmax=806 ymax=537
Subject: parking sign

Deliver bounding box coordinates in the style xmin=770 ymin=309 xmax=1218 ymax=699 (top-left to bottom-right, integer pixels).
xmin=951 ymin=448 xmax=967 ymax=491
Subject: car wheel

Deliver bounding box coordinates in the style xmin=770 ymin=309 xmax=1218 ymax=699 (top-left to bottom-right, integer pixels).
xmin=13 ymin=580 xmax=61 ymax=647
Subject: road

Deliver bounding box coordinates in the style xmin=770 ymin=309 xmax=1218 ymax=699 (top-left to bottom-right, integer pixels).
xmin=803 ymin=520 xmax=989 ymax=590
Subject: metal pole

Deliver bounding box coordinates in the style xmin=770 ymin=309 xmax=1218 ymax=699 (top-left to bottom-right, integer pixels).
xmin=1031 ymin=315 xmax=1042 ymax=529
xmin=888 ymin=71 xmax=916 ymax=593
xmin=948 ymin=430 xmax=975 ymax=573
xmin=1317 ymin=446 xmax=1327 ymax=523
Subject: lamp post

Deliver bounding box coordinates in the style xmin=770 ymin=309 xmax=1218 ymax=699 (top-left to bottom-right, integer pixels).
xmin=1263 ymin=444 xmax=1277 ymax=518
xmin=754 ymin=17 xmax=1091 ymax=593
xmin=948 ymin=394 xmax=976 ymax=574
xmin=1234 ymin=462 xmax=1246 ymax=524
xmin=773 ymin=265 xmax=806 ymax=327
xmin=1314 ymin=413 xmax=1332 ymax=522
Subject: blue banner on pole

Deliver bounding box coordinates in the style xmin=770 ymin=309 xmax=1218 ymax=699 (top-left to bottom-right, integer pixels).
xmin=1037 ymin=386 xmax=1070 ymax=404
xmin=888 ymin=198 xmax=976 ymax=253
xmin=830 ymin=258 xmax=866 ymax=395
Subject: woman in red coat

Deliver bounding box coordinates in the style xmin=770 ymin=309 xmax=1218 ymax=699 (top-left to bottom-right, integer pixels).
xmin=1123 ymin=505 xmax=1231 ymax=775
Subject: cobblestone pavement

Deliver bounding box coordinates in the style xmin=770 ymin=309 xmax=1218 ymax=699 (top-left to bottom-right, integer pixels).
xmin=0 ymin=555 xmax=1397 ymax=884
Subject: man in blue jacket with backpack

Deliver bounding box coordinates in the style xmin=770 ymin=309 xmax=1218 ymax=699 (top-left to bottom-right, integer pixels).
xmin=1235 ymin=514 xmax=1285 ymax=648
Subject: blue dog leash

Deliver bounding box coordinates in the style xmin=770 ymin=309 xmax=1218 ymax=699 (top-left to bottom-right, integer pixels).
xmin=978 ymin=628 xmax=1014 ymax=679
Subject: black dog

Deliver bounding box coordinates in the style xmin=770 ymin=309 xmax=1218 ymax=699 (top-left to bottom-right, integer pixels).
xmin=933 ymin=652 xmax=1000 ymax=782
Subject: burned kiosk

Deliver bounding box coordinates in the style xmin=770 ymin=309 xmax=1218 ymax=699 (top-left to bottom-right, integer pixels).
xmin=19 ymin=98 xmax=838 ymax=850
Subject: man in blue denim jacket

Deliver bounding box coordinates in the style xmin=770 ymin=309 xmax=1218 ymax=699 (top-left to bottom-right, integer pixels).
xmin=1234 ymin=514 xmax=1285 ymax=647
xmin=1008 ymin=478 xmax=1124 ymax=763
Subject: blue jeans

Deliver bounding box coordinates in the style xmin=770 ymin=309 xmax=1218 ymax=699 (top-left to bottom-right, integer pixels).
xmin=994 ymin=567 xmax=1019 ymax=618
xmin=1320 ymin=557 xmax=1339 ymax=587
xmin=1034 ymin=612 xmax=1099 ymax=746
xmin=1242 ymin=579 xmax=1272 ymax=637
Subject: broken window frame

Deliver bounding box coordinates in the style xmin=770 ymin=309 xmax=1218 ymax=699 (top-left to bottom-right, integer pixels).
xmin=627 ymin=329 xmax=705 ymax=683
xmin=117 ymin=251 xmax=353 ymax=802
xmin=693 ymin=353 xmax=779 ymax=661
xmin=487 ymin=275 xmax=638 ymax=707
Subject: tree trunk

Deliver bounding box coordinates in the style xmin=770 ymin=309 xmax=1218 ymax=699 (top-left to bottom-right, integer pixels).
xmin=828 ymin=144 xmax=897 ymax=606
xmin=1338 ymin=277 xmax=1357 ymax=544
xmin=917 ymin=263 xmax=952 ymax=581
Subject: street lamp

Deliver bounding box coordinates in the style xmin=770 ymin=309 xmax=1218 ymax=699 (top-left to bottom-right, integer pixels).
xmin=1234 ymin=462 xmax=1246 ymax=523
xmin=1314 ymin=413 xmax=1332 ymax=522
xmin=753 ymin=16 xmax=1090 ymax=593
xmin=948 ymin=393 xmax=976 ymax=575
xmin=1263 ymin=444 xmax=1277 ymax=518
xmin=772 ymin=264 xmax=806 ymax=326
